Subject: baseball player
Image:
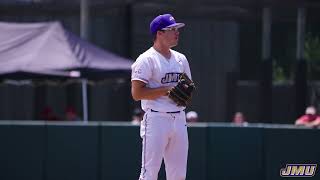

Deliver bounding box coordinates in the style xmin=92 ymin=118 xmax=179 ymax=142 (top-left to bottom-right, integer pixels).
xmin=131 ymin=14 xmax=192 ymax=180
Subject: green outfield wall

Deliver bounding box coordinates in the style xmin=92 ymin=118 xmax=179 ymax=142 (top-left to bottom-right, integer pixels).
xmin=0 ymin=121 xmax=319 ymax=180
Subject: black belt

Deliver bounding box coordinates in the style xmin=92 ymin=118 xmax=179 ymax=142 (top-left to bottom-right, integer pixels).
xmin=151 ymin=109 xmax=182 ymax=114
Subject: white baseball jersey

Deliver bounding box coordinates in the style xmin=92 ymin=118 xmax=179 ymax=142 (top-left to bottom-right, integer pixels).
xmin=131 ymin=47 xmax=192 ymax=112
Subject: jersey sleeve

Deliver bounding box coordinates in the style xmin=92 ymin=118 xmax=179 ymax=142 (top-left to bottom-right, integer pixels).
xmin=182 ymin=55 xmax=192 ymax=80
xmin=131 ymin=56 xmax=152 ymax=84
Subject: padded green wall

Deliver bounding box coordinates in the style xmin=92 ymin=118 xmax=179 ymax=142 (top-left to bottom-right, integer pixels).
xmin=0 ymin=122 xmax=320 ymax=180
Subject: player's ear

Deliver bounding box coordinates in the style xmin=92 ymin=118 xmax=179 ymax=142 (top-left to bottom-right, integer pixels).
xmin=153 ymin=31 xmax=162 ymax=41
xmin=157 ymin=30 xmax=165 ymax=36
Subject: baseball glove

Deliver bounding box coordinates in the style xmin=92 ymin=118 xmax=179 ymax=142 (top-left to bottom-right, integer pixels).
xmin=168 ymin=73 xmax=196 ymax=106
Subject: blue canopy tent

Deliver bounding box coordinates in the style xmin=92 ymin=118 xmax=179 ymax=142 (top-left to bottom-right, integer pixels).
xmin=0 ymin=21 xmax=133 ymax=121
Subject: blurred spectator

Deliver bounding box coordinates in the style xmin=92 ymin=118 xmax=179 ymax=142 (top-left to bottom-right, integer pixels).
xmin=295 ymin=105 xmax=320 ymax=128
xmin=40 ymin=106 xmax=59 ymax=120
xmin=232 ymin=112 xmax=248 ymax=126
xmin=131 ymin=108 xmax=144 ymax=125
xmin=65 ymin=106 xmax=81 ymax=121
xmin=186 ymin=111 xmax=199 ymax=123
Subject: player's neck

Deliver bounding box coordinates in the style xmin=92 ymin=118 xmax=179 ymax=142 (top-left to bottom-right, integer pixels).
xmin=153 ymin=43 xmax=171 ymax=59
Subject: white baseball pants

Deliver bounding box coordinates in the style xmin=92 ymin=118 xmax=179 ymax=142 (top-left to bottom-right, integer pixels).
xmin=138 ymin=109 xmax=188 ymax=180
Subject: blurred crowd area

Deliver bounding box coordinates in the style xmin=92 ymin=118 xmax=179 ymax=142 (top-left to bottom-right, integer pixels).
xmin=0 ymin=0 xmax=320 ymax=124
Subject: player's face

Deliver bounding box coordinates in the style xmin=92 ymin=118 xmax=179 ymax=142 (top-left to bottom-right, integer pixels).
xmin=160 ymin=27 xmax=180 ymax=47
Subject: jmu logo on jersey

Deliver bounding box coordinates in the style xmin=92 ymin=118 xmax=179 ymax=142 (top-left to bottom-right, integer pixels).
xmin=161 ymin=73 xmax=181 ymax=84
xmin=280 ymin=164 xmax=317 ymax=177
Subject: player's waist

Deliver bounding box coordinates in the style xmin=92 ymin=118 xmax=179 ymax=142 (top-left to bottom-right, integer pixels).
xmin=150 ymin=109 xmax=185 ymax=114
xmin=141 ymin=99 xmax=185 ymax=112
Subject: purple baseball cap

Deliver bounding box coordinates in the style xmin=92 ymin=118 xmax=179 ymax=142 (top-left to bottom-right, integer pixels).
xmin=150 ymin=14 xmax=185 ymax=35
